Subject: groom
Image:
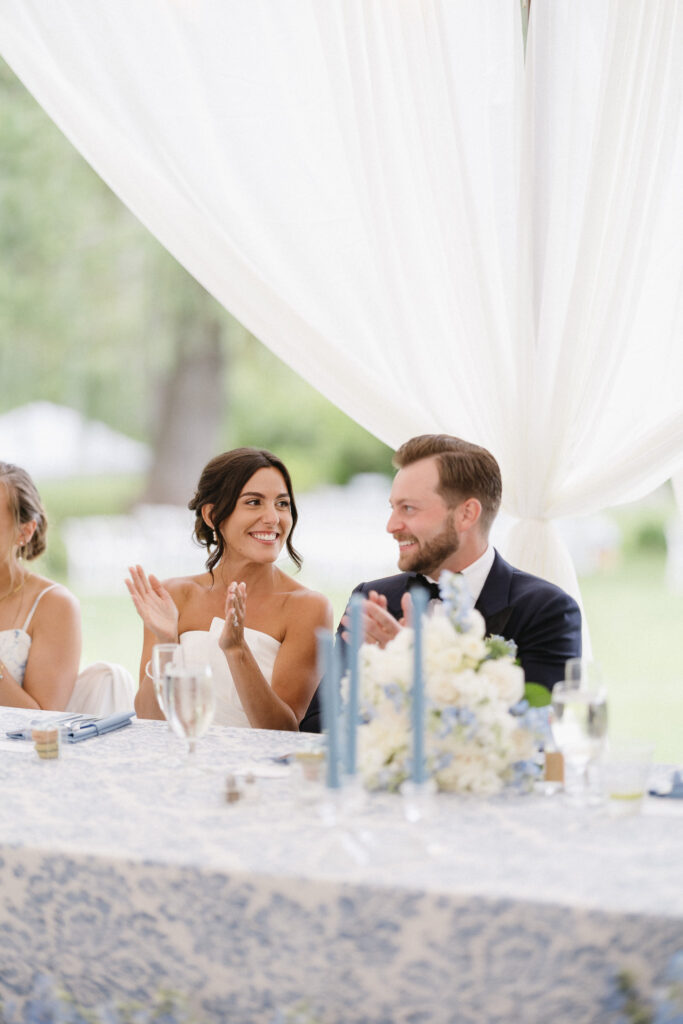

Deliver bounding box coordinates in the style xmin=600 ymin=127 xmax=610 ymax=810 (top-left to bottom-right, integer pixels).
xmin=300 ymin=433 xmax=581 ymax=732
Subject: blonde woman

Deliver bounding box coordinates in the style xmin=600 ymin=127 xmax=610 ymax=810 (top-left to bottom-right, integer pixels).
xmin=0 ymin=462 xmax=81 ymax=710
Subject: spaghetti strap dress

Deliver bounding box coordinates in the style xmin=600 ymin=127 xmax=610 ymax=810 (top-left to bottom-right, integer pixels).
xmin=0 ymin=584 xmax=58 ymax=687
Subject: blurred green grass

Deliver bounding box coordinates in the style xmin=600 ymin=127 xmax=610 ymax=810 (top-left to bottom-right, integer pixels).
xmin=580 ymin=552 xmax=683 ymax=763
xmin=38 ymin=475 xmax=144 ymax=579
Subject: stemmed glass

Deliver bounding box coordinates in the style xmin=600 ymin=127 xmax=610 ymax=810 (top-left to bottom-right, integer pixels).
xmin=146 ymin=643 xmax=184 ymax=722
xmin=550 ymin=658 xmax=607 ymax=804
xmin=163 ymin=663 xmax=215 ymax=765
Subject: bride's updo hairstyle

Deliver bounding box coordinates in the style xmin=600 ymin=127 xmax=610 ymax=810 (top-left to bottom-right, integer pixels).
xmin=0 ymin=461 xmax=48 ymax=560
xmin=189 ymin=447 xmax=302 ymax=574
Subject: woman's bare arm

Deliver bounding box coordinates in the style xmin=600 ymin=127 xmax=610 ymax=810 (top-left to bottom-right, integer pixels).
xmin=222 ymin=585 xmax=333 ymax=731
xmin=13 ymin=586 xmax=81 ymax=710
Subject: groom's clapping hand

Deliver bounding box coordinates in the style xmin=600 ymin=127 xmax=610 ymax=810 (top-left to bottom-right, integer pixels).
xmin=341 ymin=591 xmax=411 ymax=648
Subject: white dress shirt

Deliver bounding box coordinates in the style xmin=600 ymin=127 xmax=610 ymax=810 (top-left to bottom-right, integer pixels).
xmin=458 ymin=545 xmax=496 ymax=605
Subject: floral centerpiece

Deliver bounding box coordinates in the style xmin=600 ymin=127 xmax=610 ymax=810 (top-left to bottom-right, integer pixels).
xmin=353 ymin=571 xmax=536 ymax=796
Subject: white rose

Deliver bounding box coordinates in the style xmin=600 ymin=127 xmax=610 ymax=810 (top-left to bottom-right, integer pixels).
xmin=474 ymin=698 xmax=508 ymax=727
xmin=478 ymin=658 xmax=525 ymax=706
xmin=384 ymin=626 xmax=414 ymax=658
xmin=450 ymin=668 xmax=489 ymax=706
xmin=358 ymin=709 xmax=409 ymax=786
xmin=464 ymin=608 xmax=486 ymax=639
xmin=426 ymin=671 xmax=461 ymax=706
xmin=424 ymin=614 xmax=458 ymax=648
xmin=360 ymin=642 xmax=410 ymax=697
xmin=425 ymin=644 xmax=465 ymax=678
xmin=459 ymin=633 xmax=488 ymax=665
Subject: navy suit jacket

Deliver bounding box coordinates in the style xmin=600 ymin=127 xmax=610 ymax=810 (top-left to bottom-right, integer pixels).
xmin=299 ymin=551 xmax=582 ymax=733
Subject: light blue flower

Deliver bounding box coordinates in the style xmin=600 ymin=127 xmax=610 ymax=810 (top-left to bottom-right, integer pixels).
xmin=383 ymin=680 xmax=406 ymax=713
xmin=515 ymin=705 xmax=553 ymax=748
xmin=438 ymin=571 xmax=473 ymax=632
xmin=508 ymin=759 xmax=541 ymax=792
xmin=432 ymin=751 xmax=453 ymax=773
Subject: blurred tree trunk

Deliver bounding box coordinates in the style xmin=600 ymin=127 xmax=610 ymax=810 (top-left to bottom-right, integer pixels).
xmin=141 ymin=276 xmax=227 ymax=506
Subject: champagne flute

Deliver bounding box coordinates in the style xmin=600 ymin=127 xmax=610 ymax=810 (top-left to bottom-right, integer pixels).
xmin=147 ymin=643 xmax=184 ymax=720
xmin=551 ymin=659 xmax=607 ymax=804
xmin=163 ymin=663 xmax=215 ymax=762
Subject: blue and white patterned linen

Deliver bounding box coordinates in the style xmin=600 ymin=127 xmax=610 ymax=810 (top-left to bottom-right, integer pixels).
xmin=0 ymin=709 xmax=681 ymax=1024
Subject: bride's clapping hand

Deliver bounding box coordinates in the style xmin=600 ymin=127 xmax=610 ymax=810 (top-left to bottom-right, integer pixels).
xmin=125 ymin=564 xmax=179 ymax=643
xmin=219 ymin=581 xmax=247 ymax=651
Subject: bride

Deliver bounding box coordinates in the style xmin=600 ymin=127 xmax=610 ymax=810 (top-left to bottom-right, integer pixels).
xmin=127 ymin=447 xmax=332 ymax=730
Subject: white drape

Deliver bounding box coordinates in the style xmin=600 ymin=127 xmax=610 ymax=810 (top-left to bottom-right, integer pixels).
xmin=1 ymin=0 xmax=682 ymax=607
xmin=503 ymin=1 xmax=683 ymax=595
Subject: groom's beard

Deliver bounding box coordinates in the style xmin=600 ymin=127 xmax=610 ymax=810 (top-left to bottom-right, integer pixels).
xmin=396 ymin=516 xmax=460 ymax=575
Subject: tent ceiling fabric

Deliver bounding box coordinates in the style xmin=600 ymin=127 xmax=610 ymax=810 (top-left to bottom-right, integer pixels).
xmin=1 ymin=0 xmax=682 ymax=603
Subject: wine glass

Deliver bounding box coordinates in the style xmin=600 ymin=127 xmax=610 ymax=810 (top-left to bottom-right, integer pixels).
xmin=163 ymin=663 xmax=215 ymax=762
xmin=146 ymin=643 xmax=184 ymax=720
xmin=551 ymin=659 xmax=607 ymax=804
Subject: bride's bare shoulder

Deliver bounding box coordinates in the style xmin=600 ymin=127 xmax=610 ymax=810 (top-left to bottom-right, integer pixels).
xmin=278 ymin=575 xmax=332 ymax=625
xmin=163 ymin=573 xmax=214 ymax=601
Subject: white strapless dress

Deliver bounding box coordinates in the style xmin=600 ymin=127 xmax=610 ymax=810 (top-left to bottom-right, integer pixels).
xmin=179 ymin=617 xmax=281 ymax=728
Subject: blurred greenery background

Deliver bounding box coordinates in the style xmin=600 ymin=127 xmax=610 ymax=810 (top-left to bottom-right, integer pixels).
xmin=2 ymin=57 xmax=682 ymax=761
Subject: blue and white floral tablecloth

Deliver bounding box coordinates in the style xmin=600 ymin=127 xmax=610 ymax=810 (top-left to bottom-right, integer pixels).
xmin=0 ymin=709 xmax=681 ymax=1023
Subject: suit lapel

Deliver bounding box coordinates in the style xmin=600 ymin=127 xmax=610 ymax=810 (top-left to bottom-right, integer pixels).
xmin=475 ymin=551 xmax=514 ymax=637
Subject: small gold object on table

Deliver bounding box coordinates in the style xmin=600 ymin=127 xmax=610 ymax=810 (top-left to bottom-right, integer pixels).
xmin=544 ymin=750 xmax=564 ymax=785
xmin=224 ymin=771 xmax=259 ymax=804
xmin=294 ymin=750 xmax=325 ymax=783
xmin=32 ymin=727 xmax=61 ymax=760
xmin=225 ymin=773 xmax=243 ymax=803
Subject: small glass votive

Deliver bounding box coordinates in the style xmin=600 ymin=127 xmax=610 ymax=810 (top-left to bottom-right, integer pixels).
xmin=340 ymin=772 xmax=367 ymax=816
xmin=291 ymin=750 xmax=326 ymax=806
xmin=603 ymin=740 xmax=654 ymax=817
xmin=32 ymin=727 xmax=61 ymax=760
xmin=400 ymin=777 xmax=438 ymax=822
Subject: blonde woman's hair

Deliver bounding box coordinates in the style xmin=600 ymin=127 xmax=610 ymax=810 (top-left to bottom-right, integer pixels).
xmin=0 ymin=462 xmax=47 ymax=560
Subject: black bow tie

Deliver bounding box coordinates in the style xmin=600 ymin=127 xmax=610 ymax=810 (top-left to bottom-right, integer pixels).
xmin=408 ymin=574 xmax=441 ymax=602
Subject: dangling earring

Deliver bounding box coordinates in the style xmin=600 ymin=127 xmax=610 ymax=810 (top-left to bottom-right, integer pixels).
xmin=212 ymin=530 xmax=218 ymax=544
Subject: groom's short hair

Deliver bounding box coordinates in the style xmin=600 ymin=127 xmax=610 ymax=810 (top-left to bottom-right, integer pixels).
xmin=393 ymin=434 xmax=502 ymax=532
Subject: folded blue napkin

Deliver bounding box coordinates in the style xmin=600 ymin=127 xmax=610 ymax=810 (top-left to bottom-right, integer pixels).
xmin=649 ymin=770 xmax=683 ymax=799
xmin=65 ymin=711 xmax=134 ymax=743
xmin=6 ymin=711 xmax=134 ymax=742
xmin=6 ymin=713 xmax=90 ymax=740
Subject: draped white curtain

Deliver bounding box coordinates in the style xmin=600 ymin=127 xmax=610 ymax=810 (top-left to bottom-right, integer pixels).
xmin=1 ymin=0 xmax=683 ymax=607
xmin=504 ymin=2 xmax=683 ymax=590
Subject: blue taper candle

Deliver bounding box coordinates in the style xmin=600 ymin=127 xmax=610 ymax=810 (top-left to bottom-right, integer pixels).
xmin=345 ymin=594 xmax=363 ymax=775
xmin=411 ymin=586 xmax=428 ymax=785
xmin=317 ymin=628 xmax=341 ymax=789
